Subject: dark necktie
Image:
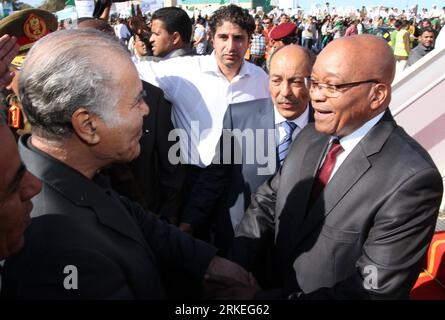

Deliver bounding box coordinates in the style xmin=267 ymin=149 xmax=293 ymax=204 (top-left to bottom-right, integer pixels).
xmin=277 ymin=121 xmax=298 ymax=165
xmin=309 ymin=139 xmax=344 ymax=207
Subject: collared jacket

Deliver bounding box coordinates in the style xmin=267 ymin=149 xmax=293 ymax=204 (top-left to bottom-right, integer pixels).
xmin=2 ymin=135 xmax=216 ymax=299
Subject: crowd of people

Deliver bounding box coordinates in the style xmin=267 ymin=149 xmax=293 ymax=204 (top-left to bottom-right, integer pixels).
xmin=99 ymin=3 xmax=445 ymax=74
xmin=0 ymin=3 xmax=443 ymax=300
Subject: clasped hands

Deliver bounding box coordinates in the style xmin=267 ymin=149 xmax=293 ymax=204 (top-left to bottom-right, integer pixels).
xmin=203 ymin=256 xmax=260 ymax=300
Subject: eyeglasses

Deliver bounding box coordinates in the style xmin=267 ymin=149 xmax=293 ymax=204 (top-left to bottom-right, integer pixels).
xmin=308 ymin=79 xmax=379 ymax=98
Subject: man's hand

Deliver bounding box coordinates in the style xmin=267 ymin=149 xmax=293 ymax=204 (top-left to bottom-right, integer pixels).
xmin=203 ymin=272 xmax=260 ymax=299
xmin=203 ymin=256 xmax=260 ymax=299
xmin=0 ymin=35 xmax=19 ymax=89
xmin=179 ymin=222 xmax=194 ymax=234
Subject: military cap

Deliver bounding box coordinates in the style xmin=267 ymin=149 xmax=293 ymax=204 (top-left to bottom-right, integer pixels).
xmin=0 ymin=8 xmax=57 ymax=53
xmin=269 ymin=22 xmax=297 ymax=41
xmin=0 ymin=9 xmax=57 ymax=132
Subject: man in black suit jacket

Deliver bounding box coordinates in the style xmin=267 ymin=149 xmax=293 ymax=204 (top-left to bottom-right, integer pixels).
xmin=228 ymin=35 xmax=444 ymax=299
xmin=1 ymin=29 xmax=256 ymax=299
xmin=181 ymin=45 xmax=315 ymax=256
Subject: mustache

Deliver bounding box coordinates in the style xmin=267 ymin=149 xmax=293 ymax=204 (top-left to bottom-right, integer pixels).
xmin=276 ymin=97 xmax=299 ymax=104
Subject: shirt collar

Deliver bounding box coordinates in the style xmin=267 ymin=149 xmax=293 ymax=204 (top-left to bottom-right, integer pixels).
xmin=132 ymin=54 xmax=149 ymax=62
xmin=419 ymin=43 xmax=434 ymax=52
xmin=274 ymin=104 xmax=310 ymax=129
xmin=336 ymin=111 xmax=385 ymax=152
xmin=202 ymin=51 xmax=221 ymax=74
xmin=202 ymin=51 xmax=250 ymax=80
xmin=164 ymin=49 xmax=180 ymax=59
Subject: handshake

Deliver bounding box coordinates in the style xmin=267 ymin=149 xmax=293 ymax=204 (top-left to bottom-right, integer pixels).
xmin=203 ymin=256 xmax=261 ymax=300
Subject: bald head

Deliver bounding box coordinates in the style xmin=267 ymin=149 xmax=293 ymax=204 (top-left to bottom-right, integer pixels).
xmin=269 ymin=45 xmax=313 ymax=120
xmin=310 ymin=35 xmax=394 ymax=138
xmin=319 ymin=35 xmax=395 ymax=84
xmin=270 ymin=44 xmax=314 ymax=75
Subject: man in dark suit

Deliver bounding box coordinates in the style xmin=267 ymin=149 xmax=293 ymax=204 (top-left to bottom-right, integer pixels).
xmin=181 ymin=45 xmax=315 ymax=256
xmin=228 ymin=35 xmax=444 ymax=299
xmin=1 ymin=29 xmax=256 ymax=299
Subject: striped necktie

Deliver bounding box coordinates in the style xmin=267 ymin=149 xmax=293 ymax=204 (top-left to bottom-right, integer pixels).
xmin=277 ymin=121 xmax=298 ymax=165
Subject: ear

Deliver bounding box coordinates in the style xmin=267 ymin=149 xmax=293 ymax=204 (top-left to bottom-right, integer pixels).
xmin=369 ymin=83 xmax=389 ymax=111
xmin=71 ymin=108 xmax=101 ymax=145
xmin=171 ymin=31 xmax=182 ymax=46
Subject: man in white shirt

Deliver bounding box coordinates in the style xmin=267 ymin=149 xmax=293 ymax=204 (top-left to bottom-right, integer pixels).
xmin=230 ymin=35 xmax=443 ymax=300
xmin=137 ymin=4 xmax=269 ymax=170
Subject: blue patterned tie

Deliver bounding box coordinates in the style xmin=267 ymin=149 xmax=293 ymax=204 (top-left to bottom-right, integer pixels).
xmin=277 ymin=121 xmax=298 ymax=165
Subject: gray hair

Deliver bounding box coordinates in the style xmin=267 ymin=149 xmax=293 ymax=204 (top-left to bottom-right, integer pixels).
xmin=19 ymin=28 xmax=130 ymax=139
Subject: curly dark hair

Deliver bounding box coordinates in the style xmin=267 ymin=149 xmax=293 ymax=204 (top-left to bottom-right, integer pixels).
xmin=208 ymin=4 xmax=255 ymax=39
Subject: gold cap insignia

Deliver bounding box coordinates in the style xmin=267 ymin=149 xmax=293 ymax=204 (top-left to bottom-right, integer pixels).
xmin=23 ymin=13 xmax=48 ymax=42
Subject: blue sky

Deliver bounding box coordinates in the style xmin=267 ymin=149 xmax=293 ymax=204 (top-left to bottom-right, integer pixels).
xmin=21 ymin=0 xmax=441 ymax=11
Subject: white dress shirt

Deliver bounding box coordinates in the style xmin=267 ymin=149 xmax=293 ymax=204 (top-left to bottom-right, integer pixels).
xmin=274 ymin=105 xmax=310 ymax=146
xmin=131 ymin=54 xmax=151 ymax=64
xmin=136 ymin=52 xmax=269 ymax=167
xmin=327 ymin=111 xmax=385 ymax=182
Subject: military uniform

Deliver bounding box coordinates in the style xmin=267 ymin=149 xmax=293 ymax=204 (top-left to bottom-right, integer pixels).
xmin=0 ymin=9 xmax=57 ymax=136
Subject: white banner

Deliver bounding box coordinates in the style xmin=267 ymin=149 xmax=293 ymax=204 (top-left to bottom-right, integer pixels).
xmin=75 ymin=0 xmax=95 ymax=18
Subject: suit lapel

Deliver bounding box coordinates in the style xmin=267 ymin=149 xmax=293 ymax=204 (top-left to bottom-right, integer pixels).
xmin=275 ymin=130 xmax=329 ymax=254
xmin=88 ymin=178 xmax=151 ymax=250
xmin=279 ymin=110 xmax=397 ymax=264
xmin=297 ymin=148 xmax=371 ymax=246
xmin=228 ymin=98 xmax=276 ymax=170
xmin=19 ymin=136 xmax=150 ymax=250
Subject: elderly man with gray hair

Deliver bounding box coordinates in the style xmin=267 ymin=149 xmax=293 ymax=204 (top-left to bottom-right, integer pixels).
xmin=1 ymin=29 xmax=257 ymax=300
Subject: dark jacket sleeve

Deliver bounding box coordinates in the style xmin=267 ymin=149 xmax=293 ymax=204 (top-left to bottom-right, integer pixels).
xmin=2 ymin=216 xmax=136 ymax=300
xmin=121 ymin=197 xmax=218 ymax=279
xmin=230 ymin=167 xmax=281 ymax=287
xmin=180 ymin=162 xmax=232 ymax=228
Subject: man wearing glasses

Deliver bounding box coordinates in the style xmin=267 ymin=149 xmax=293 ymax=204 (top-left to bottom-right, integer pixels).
xmin=228 ymin=35 xmax=443 ymax=299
